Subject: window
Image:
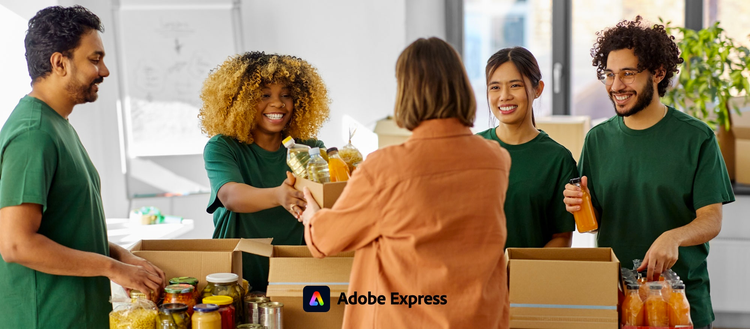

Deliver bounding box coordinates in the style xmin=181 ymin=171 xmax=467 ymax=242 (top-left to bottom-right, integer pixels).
xmin=0 ymin=5 xmax=30 ymax=127
xmin=464 ymin=0 xmax=553 ymax=132
xmin=570 ymin=0 xmax=684 ymax=120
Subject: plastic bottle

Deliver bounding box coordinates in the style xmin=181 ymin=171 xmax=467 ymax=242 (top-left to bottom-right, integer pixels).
xmin=621 ymin=283 xmax=645 ymax=326
xmin=326 ymin=147 xmax=351 ymax=182
xmin=282 ymin=136 xmax=311 ymax=179
xmin=645 ymin=282 xmax=669 ymax=327
xmin=569 ymin=177 xmax=598 ymax=233
xmin=306 ymin=147 xmax=331 ymax=183
xmin=668 ymin=282 xmax=692 ymax=326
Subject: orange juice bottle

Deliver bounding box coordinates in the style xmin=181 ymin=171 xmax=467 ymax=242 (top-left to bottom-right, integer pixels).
xmin=645 ymin=282 xmax=669 ymax=327
xmin=622 ymin=283 xmax=645 ymax=326
xmin=668 ymin=282 xmax=692 ymax=326
xmin=569 ymin=177 xmax=598 ymax=233
xmin=326 ymin=147 xmax=351 ymax=182
xmin=638 ymin=277 xmax=649 ymax=301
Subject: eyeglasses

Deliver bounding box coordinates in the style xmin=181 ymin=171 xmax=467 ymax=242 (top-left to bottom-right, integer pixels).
xmin=597 ymin=69 xmax=641 ymax=86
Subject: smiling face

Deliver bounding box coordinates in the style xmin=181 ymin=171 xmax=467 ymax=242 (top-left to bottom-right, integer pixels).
xmin=64 ymin=29 xmax=109 ymax=104
xmin=487 ymin=62 xmax=535 ymax=126
xmin=605 ymin=48 xmax=656 ymax=117
xmin=253 ymin=83 xmax=294 ymax=139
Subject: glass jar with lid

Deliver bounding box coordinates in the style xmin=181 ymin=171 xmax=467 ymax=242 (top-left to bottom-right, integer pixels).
xmin=203 ymin=296 xmax=235 ymax=329
xmin=164 ymin=284 xmax=196 ymax=317
xmin=158 ymin=303 xmax=189 ymax=329
xmin=192 ymin=304 xmax=221 ymax=329
xmin=169 ymin=276 xmax=200 ymax=302
xmin=201 ymin=273 xmax=244 ymax=324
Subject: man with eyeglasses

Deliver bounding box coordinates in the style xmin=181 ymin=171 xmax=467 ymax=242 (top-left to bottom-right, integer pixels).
xmin=563 ymin=16 xmax=733 ymax=329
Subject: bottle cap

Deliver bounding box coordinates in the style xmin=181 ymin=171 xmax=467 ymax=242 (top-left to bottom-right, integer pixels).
xmin=206 ymin=273 xmax=239 ymax=284
xmin=309 ymin=147 xmax=321 ymax=156
xmin=193 ymin=304 xmax=219 ymax=313
xmin=282 ymin=136 xmax=295 ymax=148
xmin=626 ymin=283 xmax=640 ymax=290
xmin=671 ymin=282 xmax=685 ymax=290
xmin=160 ymin=303 xmax=189 ymax=313
xmin=203 ymin=296 xmax=234 ymax=306
xmin=648 ymin=282 xmax=663 ymax=290
xmin=569 ymin=177 xmax=582 ymax=184
xmin=165 ymin=284 xmax=194 ymax=294
xmin=326 ymin=147 xmax=338 ymax=154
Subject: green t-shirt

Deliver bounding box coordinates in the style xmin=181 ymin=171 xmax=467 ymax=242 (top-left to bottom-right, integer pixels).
xmin=0 ymin=96 xmax=111 ymax=328
xmin=204 ymin=134 xmax=324 ymax=292
xmin=579 ymin=107 xmax=735 ymax=327
xmin=476 ymin=128 xmax=577 ymax=248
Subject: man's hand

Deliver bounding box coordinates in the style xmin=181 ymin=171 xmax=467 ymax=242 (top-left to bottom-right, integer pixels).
xmin=108 ymin=261 xmax=165 ymax=302
xmin=299 ymin=187 xmax=321 ymax=226
xmin=276 ymin=171 xmax=306 ymax=218
xmin=637 ymin=231 xmax=680 ymax=281
xmin=563 ymin=176 xmax=589 ymax=213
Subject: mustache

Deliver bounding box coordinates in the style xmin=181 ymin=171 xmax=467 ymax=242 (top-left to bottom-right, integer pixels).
xmin=91 ymin=77 xmax=104 ymax=85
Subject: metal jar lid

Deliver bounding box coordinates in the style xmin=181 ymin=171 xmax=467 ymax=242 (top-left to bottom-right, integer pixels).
xmin=165 ymin=284 xmax=194 ymax=294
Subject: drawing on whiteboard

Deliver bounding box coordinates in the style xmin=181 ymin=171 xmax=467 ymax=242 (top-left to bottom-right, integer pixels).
xmin=117 ymin=3 xmax=238 ymax=156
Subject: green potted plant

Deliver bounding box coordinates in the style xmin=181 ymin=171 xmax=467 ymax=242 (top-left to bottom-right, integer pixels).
xmin=662 ymin=19 xmax=750 ymax=181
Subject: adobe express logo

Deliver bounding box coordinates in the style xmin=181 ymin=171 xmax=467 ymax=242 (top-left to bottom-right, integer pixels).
xmin=303 ymin=285 xmax=330 ymax=312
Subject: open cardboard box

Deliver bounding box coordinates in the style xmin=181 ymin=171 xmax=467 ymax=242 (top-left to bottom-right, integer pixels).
xmin=506 ymin=248 xmax=620 ymax=329
xmin=294 ymin=177 xmax=347 ymax=208
xmin=130 ymin=238 xmax=354 ymax=329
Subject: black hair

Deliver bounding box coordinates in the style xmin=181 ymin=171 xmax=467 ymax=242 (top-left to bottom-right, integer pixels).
xmin=485 ymin=47 xmax=542 ymax=126
xmin=25 ymin=5 xmax=103 ymax=83
xmin=591 ymin=16 xmax=683 ymax=97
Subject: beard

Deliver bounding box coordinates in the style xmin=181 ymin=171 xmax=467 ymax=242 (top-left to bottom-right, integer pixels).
xmin=610 ymin=77 xmax=654 ymax=117
xmin=66 ymin=77 xmax=103 ymax=104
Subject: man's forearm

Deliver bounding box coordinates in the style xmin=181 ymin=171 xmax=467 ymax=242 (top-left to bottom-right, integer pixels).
xmin=667 ymin=203 xmax=722 ymax=247
xmin=5 ymin=233 xmax=117 ymax=278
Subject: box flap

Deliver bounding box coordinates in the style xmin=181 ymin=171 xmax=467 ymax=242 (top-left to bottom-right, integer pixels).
xmin=234 ymin=238 xmax=274 ymax=257
xmin=507 ymin=247 xmax=615 ymax=262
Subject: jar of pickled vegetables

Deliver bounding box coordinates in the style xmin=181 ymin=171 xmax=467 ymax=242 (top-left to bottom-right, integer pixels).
xmin=192 ymin=304 xmax=221 ymax=329
xmin=165 ymin=284 xmax=196 ymax=317
xmin=158 ymin=303 xmax=189 ymax=329
xmin=203 ymin=296 xmax=235 ymax=329
xmin=169 ymin=276 xmax=200 ymax=302
xmin=202 ymin=273 xmax=244 ymax=325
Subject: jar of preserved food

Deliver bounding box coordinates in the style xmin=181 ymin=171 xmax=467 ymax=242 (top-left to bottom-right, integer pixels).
xmin=169 ymin=276 xmax=200 ymax=302
xmin=165 ymin=284 xmax=196 ymax=317
xmin=202 ymin=273 xmax=244 ymax=324
xmin=192 ymin=304 xmax=221 ymax=329
xmin=203 ymin=296 xmax=235 ymax=329
xmin=158 ymin=303 xmax=189 ymax=329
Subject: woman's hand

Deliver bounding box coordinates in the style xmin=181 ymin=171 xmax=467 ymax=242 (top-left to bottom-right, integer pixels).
xmin=299 ymin=187 xmax=321 ymax=226
xmin=563 ymin=175 xmax=589 ymax=213
xmin=276 ymin=171 xmax=307 ymax=218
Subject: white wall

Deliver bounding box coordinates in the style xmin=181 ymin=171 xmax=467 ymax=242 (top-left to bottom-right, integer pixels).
xmin=0 ymin=0 xmax=447 ymax=239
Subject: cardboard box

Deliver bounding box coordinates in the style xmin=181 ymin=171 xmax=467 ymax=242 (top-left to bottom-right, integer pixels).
xmin=374 ymin=117 xmax=411 ymax=149
xmin=130 ymin=239 xmax=354 ymax=329
xmin=294 ymin=177 xmax=347 ymax=208
xmin=129 ymin=238 xmax=273 ymax=292
xmin=535 ymin=115 xmax=591 ymax=163
xmin=266 ymin=246 xmax=354 ymax=329
xmin=506 ymin=247 xmax=620 ymax=329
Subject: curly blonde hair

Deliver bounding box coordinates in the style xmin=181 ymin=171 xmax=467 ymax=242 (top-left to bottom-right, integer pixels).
xmin=199 ymin=52 xmax=330 ymax=144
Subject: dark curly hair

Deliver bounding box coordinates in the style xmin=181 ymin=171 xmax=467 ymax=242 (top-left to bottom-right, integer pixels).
xmin=199 ymin=52 xmax=330 ymax=144
xmin=25 ymin=5 xmax=103 ymax=83
xmin=591 ymin=16 xmax=683 ymax=96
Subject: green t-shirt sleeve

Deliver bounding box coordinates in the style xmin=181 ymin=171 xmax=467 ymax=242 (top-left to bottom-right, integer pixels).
xmin=204 ymin=137 xmax=244 ymax=214
xmin=0 ymin=130 xmax=58 ymax=212
xmin=692 ymin=133 xmax=735 ymax=209
xmin=550 ymin=153 xmax=578 ymax=233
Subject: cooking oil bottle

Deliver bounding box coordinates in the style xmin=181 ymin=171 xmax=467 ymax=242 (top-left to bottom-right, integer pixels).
xmin=326 ymin=147 xmax=350 ymax=182
xmin=282 ymin=136 xmax=311 ymax=179
xmin=306 ymin=147 xmax=330 ymax=183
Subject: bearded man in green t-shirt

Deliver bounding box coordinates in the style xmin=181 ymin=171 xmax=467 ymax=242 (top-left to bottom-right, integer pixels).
xmin=0 ymin=6 xmax=165 ymax=328
xmin=563 ymin=16 xmax=734 ymax=329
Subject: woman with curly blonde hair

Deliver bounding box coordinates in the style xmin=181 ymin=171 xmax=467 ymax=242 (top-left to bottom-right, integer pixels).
xmin=201 ymin=51 xmax=330 ymax=292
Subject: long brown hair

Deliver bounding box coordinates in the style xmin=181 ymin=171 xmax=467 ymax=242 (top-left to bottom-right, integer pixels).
xmin=485 ymin=47 xmax=541 ymax=126
xmin=394 ymin=37 xmax=476 ymax=131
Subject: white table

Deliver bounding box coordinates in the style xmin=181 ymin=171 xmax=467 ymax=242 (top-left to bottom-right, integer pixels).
xmin=106 ymin=218 xmax=194 ymax=250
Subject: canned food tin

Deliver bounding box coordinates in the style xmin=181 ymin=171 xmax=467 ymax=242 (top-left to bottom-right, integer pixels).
xmin=244 ymin=295 xmax=270 ymax=324
xmin=259 ymin=301 xmax=284 ymax=329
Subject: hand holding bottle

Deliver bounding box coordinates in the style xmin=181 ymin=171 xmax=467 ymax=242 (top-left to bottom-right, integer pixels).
xmin=563 ymin=176 xmax=598 ymax=233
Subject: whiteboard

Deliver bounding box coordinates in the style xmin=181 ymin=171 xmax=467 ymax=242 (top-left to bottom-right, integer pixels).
xmin=115 ymin=0 xmax=242 ymax=156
